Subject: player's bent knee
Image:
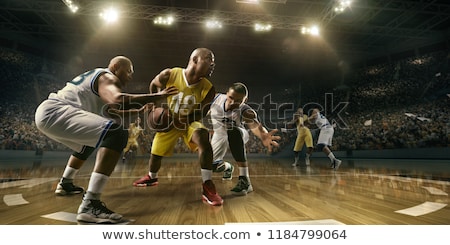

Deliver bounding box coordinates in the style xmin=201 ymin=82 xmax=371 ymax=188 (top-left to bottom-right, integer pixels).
xmin=100 ymin=124 xmax=128 ymax=152
xmin=72 ymin=146 xmax=95 ymax=160
xmin=316 ymin=144 xmax=325 ymax=151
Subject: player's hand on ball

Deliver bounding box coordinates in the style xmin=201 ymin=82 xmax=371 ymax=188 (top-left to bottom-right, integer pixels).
xmin=142 ymin=103 xmax=154 ymax=113
xmin=159 ymin=86 xmax=178 ymax=97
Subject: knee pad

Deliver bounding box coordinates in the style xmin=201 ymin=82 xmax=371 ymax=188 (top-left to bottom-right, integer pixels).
xmin=227 ymin=128 xmax=246 ymax=162
xmin=316 ymin=144 xmax=325 ymax=151
xmin=72 ymin=146 xmax=95 ymax=160
xmin=100 ymin=124 xmax=128 ymax=152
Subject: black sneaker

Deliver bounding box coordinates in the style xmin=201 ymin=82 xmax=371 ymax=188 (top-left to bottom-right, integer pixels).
xmin=55 ymin=182 xmax=84 ymax=196
xmin=231 ymin=176 xmax=253 ymax=196
xmin=77 ymin=199 xmax=124 ymax=224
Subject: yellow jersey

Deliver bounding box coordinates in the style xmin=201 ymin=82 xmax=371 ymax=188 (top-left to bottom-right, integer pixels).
xmin=165 ymin=68 xmax=213 ymax=117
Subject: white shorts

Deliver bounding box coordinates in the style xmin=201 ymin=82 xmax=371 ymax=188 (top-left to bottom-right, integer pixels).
xmin=317 ymin=126 xmax=334 ymax=147
xmin=211 ymin=127 xmax=249 ymax=162
xmin=35 ymin=99 xmax=113 ymax=152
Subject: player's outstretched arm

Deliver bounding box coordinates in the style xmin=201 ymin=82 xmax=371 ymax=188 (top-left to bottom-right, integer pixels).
xmin=243 ymin=109 xmax=281 ymax=153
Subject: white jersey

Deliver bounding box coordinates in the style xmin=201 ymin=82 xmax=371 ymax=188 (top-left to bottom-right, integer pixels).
xmin=48 ymin=68 xmax=112 ymax=115
xmin=312 ymin=112 xmax=334 ymax=146
xmin=36 ymin=68 xmax=114 ymax=152
xmin=209 ymin=93 xmax=253 ymax=136
xmin=313 ymin=112 xmax=331 ymax=128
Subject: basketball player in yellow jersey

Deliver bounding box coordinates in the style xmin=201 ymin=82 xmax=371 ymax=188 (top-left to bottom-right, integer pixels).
xmin=133 ymin=48 xmax=223 ymax=206
xmin=290 ymin=107 xmax=314 ymax=166
xmin=122 ymin=116 xmax=144 ymax=160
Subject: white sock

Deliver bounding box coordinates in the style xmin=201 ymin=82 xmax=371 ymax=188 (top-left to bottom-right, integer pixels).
xmin=87 ymin=172 xmax=109 ymax=194
xmin=201 ymin=169 xmax=212 ymax=182
xmin=239 ymin=166 xmax=248 ymax=176
xmin=239 ymin=167 xmax=250 ymax=183
xmin=61 ymin=166 xmax=79 ymax=183
xmin=328 ymin=152 xmax=336 ymax=162
xmin=149 ymin=172 xmax=158 ymax=179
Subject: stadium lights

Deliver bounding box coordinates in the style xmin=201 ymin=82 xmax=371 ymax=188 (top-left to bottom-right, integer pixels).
xmin=334 ymin=0 xmax=352 ymax=13
xmin=301 ymin=25 xmax=320 ymax=36
xmin=254 ymin=23 xmax=272 ymax=32
xmin=236 ymin=0 xmax=287 ymax=3
xmin=205 ymin=19 xmax=223 ymax=29
xmin=99 ymin=7 xmax=119 ymax=23
xmin=154 ymin=15 xmax=175 ymax=26
xmin=61 ymin=0 xmax=79 ymax=13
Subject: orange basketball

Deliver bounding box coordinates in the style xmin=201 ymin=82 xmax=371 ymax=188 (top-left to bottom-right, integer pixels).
xmin=147 ymin=107 xmax=173 ymax=132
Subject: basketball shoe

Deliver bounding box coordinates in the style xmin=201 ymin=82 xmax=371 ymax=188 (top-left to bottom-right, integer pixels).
xmin=77 ymin=199 xmax=124 ymax=224
xmin=133 ymin=174 xmax=158 ymax=187
xmin=333 ymin=159 xmax=342 ymax=171
xmin=231 ymin=176 xmax=253 ymax=196
xmin=222 ymin=164 xmax=234 ymax=180
xmin=202 ymin=180 xmax=223 ymax=206
xmin=55 ymin=182 xmax=84 ymax=196
xmin=305 ymin=157 xmax=310 ymax=166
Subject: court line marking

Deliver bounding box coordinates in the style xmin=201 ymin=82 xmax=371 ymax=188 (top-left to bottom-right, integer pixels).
xmin=0 ymin=177 xmax=58 ymax=189
xmin=395 ymin=201 xmax=447 ymax=216
xmin=422 ymin=186 xmax=448 ymax=196
xmin=41 ymin=211 xmax=77 ymax=223
xmin=3 ymin=194 xmax=29 ymax=206
xmin=41 ymin=211 xmax=135 ymax=224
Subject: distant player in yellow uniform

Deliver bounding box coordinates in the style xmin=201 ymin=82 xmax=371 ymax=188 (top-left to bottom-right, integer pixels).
xmin=122 ymin=116 xmax=144 ymax=160
xmin=133 ymin=48 xmax=223 ymax=206
xmin=290 ymin=107 xmax=314 ymax=166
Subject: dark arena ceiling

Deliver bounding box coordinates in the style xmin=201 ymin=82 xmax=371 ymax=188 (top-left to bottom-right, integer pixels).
xmin=1 ymin=0 xmax=450 ymax=92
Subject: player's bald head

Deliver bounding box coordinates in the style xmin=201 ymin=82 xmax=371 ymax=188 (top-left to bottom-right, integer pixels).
xmin=108 ymin=56 xmax=132 ymax=71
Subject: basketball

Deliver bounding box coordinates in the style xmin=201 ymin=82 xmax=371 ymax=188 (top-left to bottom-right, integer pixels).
xmin=147 ymin=107 xmax=173 ymax=132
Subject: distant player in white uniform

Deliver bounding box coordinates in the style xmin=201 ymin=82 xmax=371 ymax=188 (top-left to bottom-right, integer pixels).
xmin=209 ymin=82 xmax=281 ymax=195
xmin=35 ymin=56 xmax=177 ymax=223
xmin=308 ymin=108 xmax=342 ymax=170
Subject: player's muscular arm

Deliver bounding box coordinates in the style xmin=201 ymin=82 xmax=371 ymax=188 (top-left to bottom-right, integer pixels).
xmin=149 ymin=68 xmax=171 ymax=93
xmin=97 ymin=72 xmax=177 ymax=110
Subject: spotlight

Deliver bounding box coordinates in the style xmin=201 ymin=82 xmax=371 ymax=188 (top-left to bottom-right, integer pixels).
xmin=301 ymin=25 xmax=320 ymax=36
xmin=254 ymin=23 xmax=272 ymax=32
xmin=154 ymin=15 xmax=175 ymax=26
xmin=99 ymin=7 xmax=119 ymax=23
xmin=61 ymin=0 xmax=79 ymax=13
xmin=206 ymin=19 xmax=223 ymax=29
xmin=334 ymin=0 xmax=352 ymax=13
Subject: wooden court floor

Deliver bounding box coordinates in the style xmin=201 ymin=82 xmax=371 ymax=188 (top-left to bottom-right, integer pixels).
xmin=0 ymin=153 xmax=449 ymax=225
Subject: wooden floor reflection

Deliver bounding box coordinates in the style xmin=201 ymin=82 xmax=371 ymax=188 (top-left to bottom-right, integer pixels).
xmin=0 ymin=154 xmax=449 ymax=225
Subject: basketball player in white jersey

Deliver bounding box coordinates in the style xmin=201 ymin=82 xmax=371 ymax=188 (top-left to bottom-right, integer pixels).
xmin=209 ymin=82 xmax=281 ymax=195
xmin=308 ymin=108 xmax=342 ymax=170
xmin=35 ymin=56 xmax=177 ymax=223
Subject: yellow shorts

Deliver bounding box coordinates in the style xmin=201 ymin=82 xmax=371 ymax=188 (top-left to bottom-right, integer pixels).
xmin=151 ymin=121 xmax=206 ymax=157
xmin=293 ymin=128 xmax=313 ymax=151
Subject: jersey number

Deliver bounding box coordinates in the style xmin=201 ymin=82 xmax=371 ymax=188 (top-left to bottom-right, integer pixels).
xmin=170 ymin=92 xmax=197 ymax=116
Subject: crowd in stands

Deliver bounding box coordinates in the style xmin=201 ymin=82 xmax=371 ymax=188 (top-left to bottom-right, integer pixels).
xmin=0 ymin=47 xmax=448 ymax=155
